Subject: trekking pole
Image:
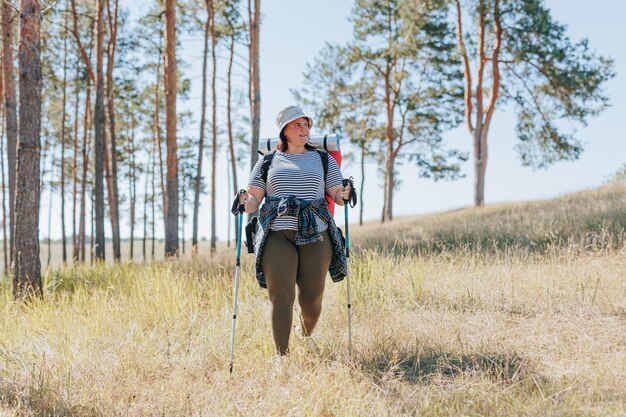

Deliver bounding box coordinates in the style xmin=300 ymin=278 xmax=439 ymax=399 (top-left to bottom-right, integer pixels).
xmin=229 ymin=190 xmax=246 ymax=373
xmin=342 ymin=178 xmax=357 ymax=357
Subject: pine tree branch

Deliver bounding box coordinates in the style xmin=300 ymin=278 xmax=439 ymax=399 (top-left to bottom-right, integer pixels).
xmin=483 ymin=0 xmax=502 ymax=136
xmin=42 ymin=1 xmax=58 ymax=14
xmin=69 ymin=0 xmax=95 ymax=83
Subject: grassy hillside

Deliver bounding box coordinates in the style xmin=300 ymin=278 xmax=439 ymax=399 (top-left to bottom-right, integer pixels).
xmin=353 ymin=181 xmax=626 ymax=255
xmin=0 ymin=183 xmax=624 ymax=416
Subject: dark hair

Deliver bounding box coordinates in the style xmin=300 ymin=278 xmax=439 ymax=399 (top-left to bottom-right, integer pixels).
xmin=279 ymin=129 xmax=316 ymax=152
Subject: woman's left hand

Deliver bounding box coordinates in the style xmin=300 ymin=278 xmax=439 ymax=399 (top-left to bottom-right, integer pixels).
xmin=340 ymin=183 xmax=352 ymax=201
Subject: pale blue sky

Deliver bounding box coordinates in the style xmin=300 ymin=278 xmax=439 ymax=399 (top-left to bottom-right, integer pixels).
xmin=260 ymin=0 xmax=625 ymax=217
xmin=41 ymin=0 xmax=626 ymax=244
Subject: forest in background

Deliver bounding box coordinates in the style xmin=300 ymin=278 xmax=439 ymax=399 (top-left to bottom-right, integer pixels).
xmin=0 ymin=0 xmax=615 ymax=299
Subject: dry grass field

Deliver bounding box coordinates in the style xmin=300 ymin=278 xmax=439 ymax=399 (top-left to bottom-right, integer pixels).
xmin=0 ymin=182 xmax=625 ymax=416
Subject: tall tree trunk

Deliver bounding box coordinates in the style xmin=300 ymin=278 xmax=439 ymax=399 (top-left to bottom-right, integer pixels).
xmin=383 ymin=148 xmax=395 ymax=223
xmin=226 ymin=30 xmax=238 ymax=237
xmin=0 ymin=99 xmax=7 ymax=273
xmin=359 ymin=139 xmax=365 ymax=226
xmin=248 ymin=0 xmax=260 ymax=171
xmin=192 ymin=17 xmax=209 ymax=255
xmin=164 ymin=0 xmax=178 ymax=257
xmin=102 ymin=118 xmax=115 ymax=251
xmin=72 ymin=55 xmax=80 ymax=262
xmin=153 ymin=35 xmax=166 ymax=233
xmin=180 ymin=178 xmax=185 ymax=255
xmin=13 ymin=0 xmax=43 ymax=300
xmin=105 ymin=0 xmax=120 ymax=260
xmin=382 ymin=82 xmax=395 ymax=222
xmin=79 ymin=84 xmax=92 ymax=263
xmin=45 ymin=141 xmax=54 ymax=268
xmin=226 ymin=150 xmax=231 ymax=247
xmin=142 ymin=140 xmax=152 ymax=261
xmin=150 ymin=140 xmax=156 ymax=260
xmin=2 ymin=0 xmax=18 ymax=260
xmin=93 ymin=0 xmax=106 ymax=261
xmin=129 ymin=115 xmax=136 ymax=261
xmin=60 ymin=1 xmax=69 ymax=264
xmin=208 ymin=0 xmax=217 ymax=252
xmin=473 ymin=128 xmax=487 ymax=207
xmin=69 ymin=0 xmax=96 ymax=261
xmin=90 ymin=181 xmax=94 ymax=265
xmin=454 ymin=0 xmax=501 ymax=207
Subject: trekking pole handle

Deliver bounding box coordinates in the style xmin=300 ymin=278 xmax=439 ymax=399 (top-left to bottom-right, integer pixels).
xmin=341 ymin=177 xmax=357 ymax=208
xmin=231 ymin=189 xmax=247 ymax=215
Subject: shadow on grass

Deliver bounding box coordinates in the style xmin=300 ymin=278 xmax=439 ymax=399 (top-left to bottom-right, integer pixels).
xmin=361 ymin=350 xmax=530 ymax=385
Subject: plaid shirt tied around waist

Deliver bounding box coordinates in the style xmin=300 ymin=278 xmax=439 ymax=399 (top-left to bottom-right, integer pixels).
xmin=254 ymin=195 xmax=347 ymax=289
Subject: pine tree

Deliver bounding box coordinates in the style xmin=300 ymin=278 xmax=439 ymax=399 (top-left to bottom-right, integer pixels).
xmin=13 ymin=0 xmax=43 ymax=300
xmin=453 ymin=0 xmax=614 ymax=206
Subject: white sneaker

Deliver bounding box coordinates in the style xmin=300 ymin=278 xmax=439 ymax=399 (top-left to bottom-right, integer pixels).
xmin=269 ymin=354 xmax=288 ymax=373
xmin=295 ymin=326 xmax=320 ymax=352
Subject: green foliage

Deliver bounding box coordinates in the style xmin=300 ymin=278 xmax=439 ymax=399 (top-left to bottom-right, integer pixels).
xmin=296 ymin=0 xmax=466 ymax=198
xmin=492 ymin=0 xmax=616 ymax=168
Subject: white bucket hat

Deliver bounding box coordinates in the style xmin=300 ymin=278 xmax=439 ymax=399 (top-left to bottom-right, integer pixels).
xmin=276 ymin=105 xmax=314 ymax=133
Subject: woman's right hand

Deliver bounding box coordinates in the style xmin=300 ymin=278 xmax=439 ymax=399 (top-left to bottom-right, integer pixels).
xmin=239 ymin=186 xmax=265 ymax=213
xmin=238 ymin=189 xmax=248 ymax=206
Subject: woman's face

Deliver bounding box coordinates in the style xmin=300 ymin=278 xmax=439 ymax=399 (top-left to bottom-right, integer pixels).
xmin=283 ymin=117 xmax=310 ymax=146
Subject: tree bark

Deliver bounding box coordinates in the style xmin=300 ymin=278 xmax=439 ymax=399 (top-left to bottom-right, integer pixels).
xmin=0 ymin=97 xmax=8 ymax=273
xmin=105 ymin=0 xmax=120 ymax=260
xmin=90 ymin=182 xmax=94 ymax=264
xmin=60 ymin=1 xmax=69 ymax=264
xmin=79 ymin=82 xmax=92 ymax=263
xmin=93 ymin=0 xmax=106 ymax=261
xmin=208 ymin=0 xmax=217 ymax=253
xmin=382 ymin=66 xmax=395 ymax=223
xmin=180 ymin=176 xmax=185 ymax=254
xmin=226 ymin=150 xmax=231 ymax=246
xmin=13 ymin=0 xmax=43 ymax=300
xmin=383 ymin=146 xmax=395 ymax=222
xmin=153 ymin=34 xmax=166 ymax=236
xmin=72 ymin=55 xmax=80 ymax=263
xmin=192 ymin=17 xmax=209 ymax=255
xmin=248 ymin=0 xmax=260 ymax=171
xmin=150 ymin=139 xmax=156 ymax=260
xmin=2 ymin=1 xmax=18 ymax=260
xmin=164 ymin=0 xmax=178 ymax=257
xmin=69 ymin=0 xmax=96 ymax=263
xmin=45 ymin=140 xmax=54 ymax=268
xmin=359 ymin=140 xmax=365 ymax=226
xmin=142 ymin=140 xmax=152 ymax=261
xmin=226 ymin=30 xmax=238 ymax=237
xmin=129 ymin=114 xmax=136 ymax=261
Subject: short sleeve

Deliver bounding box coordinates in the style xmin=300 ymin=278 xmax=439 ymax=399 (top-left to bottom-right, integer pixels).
xmin=248 ymin=158 xmax=266 ymax=192
xmin=325 ymin=154 xmax=343 ymax=191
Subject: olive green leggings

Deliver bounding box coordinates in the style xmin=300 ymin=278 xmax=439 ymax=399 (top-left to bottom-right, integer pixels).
xmin=262 ymin=229 xmax=332 ymax=355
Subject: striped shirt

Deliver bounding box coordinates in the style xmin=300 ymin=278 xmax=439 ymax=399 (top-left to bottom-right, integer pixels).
xmin=248 ymin=150 xmax=343 ymax=231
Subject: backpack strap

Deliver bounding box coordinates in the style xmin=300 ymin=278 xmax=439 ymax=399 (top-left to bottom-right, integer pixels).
xmin=259 ymin=151 xmax=276 ymax=184
xmin=315 ymin=148 xmax=329 ymax=185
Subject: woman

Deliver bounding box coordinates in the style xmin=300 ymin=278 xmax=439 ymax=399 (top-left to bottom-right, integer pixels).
xmin=238 ymin=105 xmax=351 ymax=355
